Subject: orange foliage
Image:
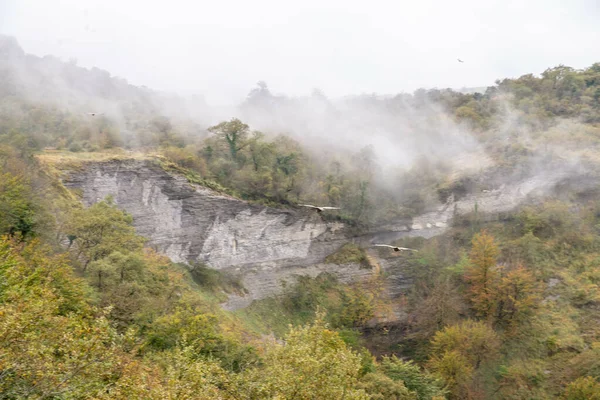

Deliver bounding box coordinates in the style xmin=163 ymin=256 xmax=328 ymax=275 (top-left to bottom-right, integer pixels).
xmin=464 ymin=230 xmax=500 ymax=319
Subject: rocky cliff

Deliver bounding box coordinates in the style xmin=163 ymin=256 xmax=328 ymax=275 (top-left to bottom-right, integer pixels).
xmin=62 ymin=158 xmax=592 ymax=310
xmin=63 ymin=159 xmax=379 ymax=309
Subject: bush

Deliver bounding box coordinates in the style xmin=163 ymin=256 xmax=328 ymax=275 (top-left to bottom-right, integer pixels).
xmin=189 ymin=262 xmax=246 ymax=296
xmin=563 ymin=376 xmax=600 ymax=400
xmin=326 ymin=243 xmax=371 ymax=268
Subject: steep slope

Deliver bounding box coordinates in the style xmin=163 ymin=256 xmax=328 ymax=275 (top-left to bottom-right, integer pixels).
xmin=57 ymin=156 xmax=599 ymax=310
xmin=61 ymin=158 xmax=378 ymax=309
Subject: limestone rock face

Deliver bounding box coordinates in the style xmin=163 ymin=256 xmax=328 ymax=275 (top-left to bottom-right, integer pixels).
xmin=63 ymin=159 xmax=372 ymax=309
xmin=62 ymin=158 xmax=588 ymax=311
xmin=63 ymin=158 xmax=592 ymax=311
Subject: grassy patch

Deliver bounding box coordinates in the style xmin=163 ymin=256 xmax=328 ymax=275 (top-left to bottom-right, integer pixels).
xmin=37 ymin=148 xmax=152 ymax=167
xmin=325 ymin=243 xmax=371 ymax=268
xmin=157 ymin=158 xmax=236 ymax=196
xmin=237 ymin=274 xmax=344 ymax=336
xmin=187 ymin=262 xmax=246 ymax=301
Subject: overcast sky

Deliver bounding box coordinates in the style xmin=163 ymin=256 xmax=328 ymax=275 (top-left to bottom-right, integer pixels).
xmin=1 ymin=0 xmax=599 ymax=105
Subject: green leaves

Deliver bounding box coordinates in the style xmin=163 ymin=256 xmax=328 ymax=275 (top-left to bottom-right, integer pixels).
xmin=208 ymin=118 xmax=250 ymax=161
xmin=377 ymin=356 xmax=447 ymax=400
xmin=0 ymin=238 xmax=121 ymax=398
xmin=244 ymin=316 xmax=368 ymax=399
xmin=428 ymin=320 xmax=500 ymax=398
xmin=66 ymin=197 xmax=145 ymax=269
xmin=0 ymin=171 xmax=38 ymax=238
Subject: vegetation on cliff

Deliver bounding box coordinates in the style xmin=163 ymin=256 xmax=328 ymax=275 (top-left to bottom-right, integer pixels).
xmin=2 ymin=35 xmax=600 ymax=398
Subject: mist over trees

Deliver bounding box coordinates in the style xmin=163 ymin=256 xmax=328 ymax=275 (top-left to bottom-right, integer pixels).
xmin=2 ymin=33 xmax=600 ymax=398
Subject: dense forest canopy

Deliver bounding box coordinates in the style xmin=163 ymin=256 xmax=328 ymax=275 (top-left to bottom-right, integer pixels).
xmin=2 ymin=34 xmax=600 ymax=398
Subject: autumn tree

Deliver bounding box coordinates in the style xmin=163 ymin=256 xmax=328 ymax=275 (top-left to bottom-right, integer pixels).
xmin=98 ymin=348 xmax=232 ymax=400
xmin=337 ymin=286 xmax=375 ymax=328
xmin=429 ymin=320 xmax=500 ymax=398
xmin=562 ymin=376 xmax=600 ymax=400
xmin=494 ymin=265 xmax=541 ymax=333
xmin=357 ymin=373 xmax=416 ymax=400
xmin=242 ymin=315 xmax=368 ymax=399
xmin=144 ymin=299 xmax=257 ymax=372
xmin=411 ymin=275 xmax=466 ymax=338
xmin=464 ymin=230 xmax=500 ymax=319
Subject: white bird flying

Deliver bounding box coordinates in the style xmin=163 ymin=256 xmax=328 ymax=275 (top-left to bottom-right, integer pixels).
xmin=373 ymin=244 xmax=418 ymax=252
xmin=457 ymin=58 xmax=464 ymax=63
xmin=299 ymin=204 xmax=341 ymax=213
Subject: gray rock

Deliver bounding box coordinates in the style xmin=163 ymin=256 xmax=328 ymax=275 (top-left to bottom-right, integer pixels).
xmin=63 ymin=159 xmax=380 ymax=309
xmin=63 ymin=158 xmax=586 ymax=311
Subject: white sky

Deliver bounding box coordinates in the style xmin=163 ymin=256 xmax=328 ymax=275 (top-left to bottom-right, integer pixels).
xmin=1 ymin=0 xmax=599 ymax=105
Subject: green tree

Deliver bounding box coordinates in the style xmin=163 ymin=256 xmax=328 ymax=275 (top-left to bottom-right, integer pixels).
xmin=0 ymin=238 xmax=123 ymax=398
xmin=248 ymin=131 xmax=274 ymax=172
xmin=66 ymin=197 xmax=145 ymax=270
xmin=144 ymin=300 xmax=256 ymax=372
xmin=378 ymin=356 xmax=447 ymax=400
xmin=429 ymin=320 xmax=500 ymax=398
xmin=0 ymin=170 xmax=38 ymax=238
xmin=562 ymin=376 xmax=600 ymax=400
xmin=337 ymin=286 xmax=375 ymax=328
xmin=208 ymin=118 xmax=250 ymax=161
xmin=243 ymin=315 xmax=368 ymax=399
xmin=358 ymin=372 xmax=417 ymax=400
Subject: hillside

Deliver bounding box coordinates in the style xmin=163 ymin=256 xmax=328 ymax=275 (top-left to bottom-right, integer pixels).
xmin=2 ymin=33 xmax=600 ymax=399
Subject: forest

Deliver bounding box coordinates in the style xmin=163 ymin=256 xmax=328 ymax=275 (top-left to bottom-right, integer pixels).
xmin=2 ymin=34 xmax=600 ymax=398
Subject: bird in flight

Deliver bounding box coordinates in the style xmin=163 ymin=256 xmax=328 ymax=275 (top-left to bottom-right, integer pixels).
xmin=86 ymin=112 xmax=104 ymax=116
xmin=373 ymin=244 xmax=418 ymax=252
xmin=457 ymin=58 xmax=464 ymax=63
xmin=299 ymin=204 xmax=341 ymax=213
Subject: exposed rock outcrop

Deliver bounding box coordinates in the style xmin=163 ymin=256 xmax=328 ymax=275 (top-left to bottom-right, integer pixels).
xmin=63 ymin=159 xmax=379 ymax=309
xmin=62 ymin=158 xmax=593 ymax=310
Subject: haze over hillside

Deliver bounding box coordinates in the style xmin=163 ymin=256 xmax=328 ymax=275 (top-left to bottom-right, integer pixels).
xmin=2 ymin=1 xmax=600 ymax=395
xmin=3 ymin=0 xmax=599 ymax=104
xmin=0 ymin=33 xmax=490 ymax=172
xmin=3 ymin=33 xmax=600 ymax=222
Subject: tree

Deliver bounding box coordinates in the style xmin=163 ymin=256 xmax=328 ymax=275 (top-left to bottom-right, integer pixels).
xmin=66 ymin=197 xmax=145 ymax=270
xmin=562 ymin=376 xmax=600 ymax=400
xmin=144 ymin=300 xmax=256 ymax=372
xmin=242 ymin=80 xmax=275 ymax=111
xmin=494 ymin=265 xmax=541 ymax=333
xmin=0 ymin=170 xmax=37 ymax=238
xmin=87 ymin=251 xmax=144 ymax=290
xmin=411 ymin=276 xmax=466 ymax=338
xmin=430 ymin=320 xmax=500 ymax=370
xmin=429 ymin=320 xmax=500 ymax=398
xmin=337 ymin=286 xmax=375 ymax=328
xmin=247 ymin=131 xmax=274 ymax=172
xmin=357 ymin=372 xmax=416 ymax=400
xmin=0 ymin=238 xmax=123 ymax=398
xmin=464 ymin=230 xmax=500 ymax=319
xmin=243 ymin=315 xmax=368 ymax=399
xmin=208 ymin=118 xmax=250 ymax=161
xmin=98 ymin=349 xmax=232 ymax=400
xmin=428 ymin=350 xmax=473 ymax=399
xmin=377 ymin=356 xmax=447 ymax=400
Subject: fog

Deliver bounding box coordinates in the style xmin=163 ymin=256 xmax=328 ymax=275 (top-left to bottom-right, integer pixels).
xmin=0 ymin=32 xmax=491 ymax=177
xmin=235 ymin=86 xmax=492 ymax=173
xmin=2 ymin=0 xmax=599 ymax=105
xmin=1 ymin=0 xmax=599 ymax=210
